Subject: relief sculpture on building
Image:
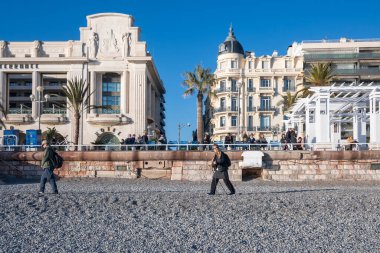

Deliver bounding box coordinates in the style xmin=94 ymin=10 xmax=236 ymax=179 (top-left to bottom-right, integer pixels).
xmin=88 ymin=32 xmax=99 ymax=58
xmin=122 ymin=32 xmax=132 ymax=58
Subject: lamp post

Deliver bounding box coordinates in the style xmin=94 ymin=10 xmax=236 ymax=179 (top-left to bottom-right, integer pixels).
xmin=30 ymin=86 xmax=50 ymax=131
xmin=178 ymin=123 xmax=191 ymax=148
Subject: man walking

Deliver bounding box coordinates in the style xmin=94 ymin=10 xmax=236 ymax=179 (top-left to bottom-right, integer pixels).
xmin=208 ymin=144 xmax=235 ymax=195
xmin=39 ymin=140 xmax=58 ymax=194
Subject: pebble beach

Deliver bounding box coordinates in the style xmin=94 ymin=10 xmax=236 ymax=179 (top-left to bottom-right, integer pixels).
xmin=1 ymin=178 xmax=380 ymax=252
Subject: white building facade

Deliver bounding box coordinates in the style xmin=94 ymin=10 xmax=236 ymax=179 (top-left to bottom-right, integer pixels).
xmin=208 ymin=27 xmax=303 ymax=142
xmin=0 ymin=13 xmax=165 ymax=145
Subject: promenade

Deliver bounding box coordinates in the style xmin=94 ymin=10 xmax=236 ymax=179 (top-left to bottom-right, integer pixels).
xmin=1 ymin=178 xmax=380 ymax=252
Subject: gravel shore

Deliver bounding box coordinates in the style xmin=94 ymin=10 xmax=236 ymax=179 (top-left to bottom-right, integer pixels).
xmin=1 ymin=178 xmax=380 ymax=252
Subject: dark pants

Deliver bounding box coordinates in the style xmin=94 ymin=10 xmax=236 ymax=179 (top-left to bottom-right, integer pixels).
xmin=210 ymin=171 xmax=235 ymax=194
xmin=39 ymin=167 xmax=58 ymax=193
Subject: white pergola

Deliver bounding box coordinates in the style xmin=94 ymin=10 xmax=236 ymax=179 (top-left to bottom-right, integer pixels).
xmin=286 ymin=82 xmax=380 ymax=150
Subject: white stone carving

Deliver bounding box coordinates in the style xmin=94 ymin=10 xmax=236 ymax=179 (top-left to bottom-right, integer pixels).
xmin=88 ymin=32 xmax=99 ymax=58
xmin=100 ymin=29 xmax=119 ymax=55
xmin=0 ymin=41 xmax=7 ymax=57
xmin=33 ymin=40 xmax=41 ymax=57
xmin=122 ymin=33 xmax=132 ymax=58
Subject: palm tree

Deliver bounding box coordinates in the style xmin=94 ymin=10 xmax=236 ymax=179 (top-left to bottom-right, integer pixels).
xmin=306 ymin=62 xmax=333 ymax=86
xmin=182 ymin=65 xmax=216 ymax=143
xmin=278 ymin=88 xmax=310 ymax=113
xmin=61 ymin=77 xmax=92 ymax=150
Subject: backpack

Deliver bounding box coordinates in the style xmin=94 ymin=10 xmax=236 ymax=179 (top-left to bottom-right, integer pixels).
xmin=225 ymin=153 xmax=231 ymax=167
xmin=52 ymin=151 xmax=64 ymax=169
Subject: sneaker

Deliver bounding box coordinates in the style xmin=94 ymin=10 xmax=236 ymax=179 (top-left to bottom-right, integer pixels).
xmin=52 ymin=191 xmax=59 ymax=194
xmin=227 ymin=192 xmax=235 ymax=195
xmin=38 ymin=191 xmax=44 ymax=195
xmin=207 ymin=192 xmax=215 ymax=195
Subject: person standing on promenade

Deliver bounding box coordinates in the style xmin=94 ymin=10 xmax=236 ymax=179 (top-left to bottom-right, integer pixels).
xmin=208 ymin=144 xmax=235 ymax=195
xmin=39 ymin=140 xmax=58 ymax=194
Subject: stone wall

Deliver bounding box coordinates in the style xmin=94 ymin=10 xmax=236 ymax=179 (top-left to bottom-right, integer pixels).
xmin=1 ymin=150 xmax=380 ymax=181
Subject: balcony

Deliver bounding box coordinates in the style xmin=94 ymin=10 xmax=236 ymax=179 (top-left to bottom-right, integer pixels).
xmin=247 ymin=86 xmax=256 ymax=92
xmin=42 ymin=107 xmax=67 ymax=115
xmin=332 ymin=68 xmax=380 ymax=75
xmin=247 ymin=126 xmax=256 ymax=131
xmin=257 ymin=107 xmax=276 ymax=112
xmin=247 ymin=106 xmax=256 ymax=112
xmin=8 ymin=107 xmax=32 ymax=115
xmin=214 ymin=106 xmax=238 ymax=113
xmin=304 ymin=52 xmax=380 ymax=61
xmin=282 ymin=86 xmax=296 ymax=92
xmin=257 ymin=127 xmax=272 ymax=132
xmin=215 ymin=87 xmax=239 ymax=94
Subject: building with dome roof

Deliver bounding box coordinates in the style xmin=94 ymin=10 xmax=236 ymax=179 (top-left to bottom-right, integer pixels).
xmin=206 ymin=26 xmax=304 ymax=142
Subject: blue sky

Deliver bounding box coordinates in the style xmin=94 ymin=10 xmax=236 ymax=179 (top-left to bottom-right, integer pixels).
xmin=1 ymin=0 xmax=380 ymax=141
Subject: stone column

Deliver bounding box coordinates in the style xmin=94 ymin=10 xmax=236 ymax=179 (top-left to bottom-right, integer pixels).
xmin=130 ymin=65 xmax=147 ymax=134
xmin=315 ymin=89 xmax=330 ymax=144
xmin=370 ymin=90 xmax=380 ymax=145
xmin=0 ymin=71 xmax=8 ymax=117
xmin=32 ymin=71 xmax=40 ymax=118
xmin=90 ymin=71 xmax=96 ymax=114
xmin=120 ymin=71 xmax=128 ymax=115
xmin=353 ymin=106 xmax=366 ymax=144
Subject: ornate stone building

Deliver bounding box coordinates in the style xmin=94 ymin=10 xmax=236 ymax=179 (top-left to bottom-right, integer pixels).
xmin=207 ymin=27 xmax=303 ymax=142
xmin=0 ymin=13 xmax=165 ymax=145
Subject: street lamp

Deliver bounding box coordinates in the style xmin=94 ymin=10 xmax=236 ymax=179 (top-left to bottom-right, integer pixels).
xmin=178 ymin=122 xmax=191 ymax=148
xmin=30 ymin=86 xmax=50 ymax=130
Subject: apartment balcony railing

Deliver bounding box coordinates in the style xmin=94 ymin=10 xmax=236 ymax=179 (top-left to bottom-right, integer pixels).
xmin=257 ymin=127 xmax=272 ymax=132
xmin=247 ymin=86 xmax=256 ymax=92
xmin=8 ymin=108 xmax=32 ymax=114
xmin=247 ymin=106 xmax=256 ymax=112
xmin=215 ymin=87 xmax=239 ymax=94
xmin=257 ymin=107 xmax=276 ymax=112
xmin=259 ymin=86 xmax=273 ymax=90
xmin=97 ymin=109 xmax=121 ymax=114
xmin=333 ymin=68 xmax=380 ymax=75
xmin=42 ymin=108 xmax=67 ymax=114
xmin=247 ymin=126 xmax=257 ymax=131
xmin=214 ymin=106 xmax=238 ymax=113
xmin=304 ymin=52 xmax=380 ymax=61
xmin=282 ymin=86 xmax=296 ymax=92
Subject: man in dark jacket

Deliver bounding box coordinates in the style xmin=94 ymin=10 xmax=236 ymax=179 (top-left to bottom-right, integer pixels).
xmin=208 ymin=144 xmax=235 ymax=195
xmin=39 ymin=140 xmax=58 ymax=194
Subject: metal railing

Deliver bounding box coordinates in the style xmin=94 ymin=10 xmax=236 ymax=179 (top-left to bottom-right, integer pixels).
xmin=247 ymin=87 xmax=256 ymax=92
xmin=0 ymin=142 xmax=378 ymax=152
xmin=257 ymin=107 xmax=276 ymax=112
xmin=215 ymin=87 xmax=239 ymax=94
xmin=43 ymin=107 xmax=67 ymax=114
xmin=247 ymin=106 xmax=256 ymax=112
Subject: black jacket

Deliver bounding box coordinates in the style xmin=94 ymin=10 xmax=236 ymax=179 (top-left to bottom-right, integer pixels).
xmin=213 ymin=152 xmax=231 ymax=172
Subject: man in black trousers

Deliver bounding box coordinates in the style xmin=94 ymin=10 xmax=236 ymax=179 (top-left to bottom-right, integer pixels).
xmin=208 ymin=144 xmax=235 ymax=195
xmin=39 ymin=140 xmax=58 ymax=194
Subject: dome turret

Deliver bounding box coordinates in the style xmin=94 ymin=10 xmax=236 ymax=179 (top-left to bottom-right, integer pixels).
xmin=218 ymin=25 xmax=244 ymax=55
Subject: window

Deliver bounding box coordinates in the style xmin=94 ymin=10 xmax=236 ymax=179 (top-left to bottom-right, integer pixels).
xmin=260 ymin=96 xmax=271 ymax=110
xmin=102 ymin=73 xmax=121 ymax=114
xmin=220 ymin=116 xmax=226 ymax=127
xmin=220 ymin=97 xmax=226 ymax=108
xmin=283 ymin=79 xmax=294 ymax=91
xmin=248 ymin=61 xmax=252 ymax=69
xmin=248 ymin=79 xmax=254 ymax=92
xmin=231 ymin=79 xmax=237 ymax=91
xmin=231 ymin=116 xmax=237 ymax=127
xmin=8 ymin=73 xmax=33 ymax=114
xmin=260 ymin=115 xmax=271 ymax=129
xmin=260 ymin=79 xmax=271 ymax=88
xmin=231 ymin=97 xmax=237 ymax=111
xmin=262 ymin=60 xmax=270 ymax=69
xmin=231 ymin=60 xmax=237 ymax=69
xmin=220 ymin=80 xmax=226 ymax=91
xmin=248 ymin=116 xmax=253 ymax=128
xmin=220 ymin=61 xmax=226 ymax=70
xmin=248 ymin=96 xmax=254 ymax=110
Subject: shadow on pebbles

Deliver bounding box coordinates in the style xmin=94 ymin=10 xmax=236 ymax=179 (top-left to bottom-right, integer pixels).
xmin=1 ymin=178 xmax=380 ymax=252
